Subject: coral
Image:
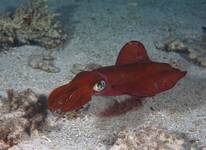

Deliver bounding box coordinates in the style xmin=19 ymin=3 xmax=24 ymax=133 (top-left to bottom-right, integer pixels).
xmin=28 ymin=53 xmax=60 ymax=73
xmin=0 ymin=0 xmax=66 ymax=50
xmin=110 ymin=127 xmax=204 ymax=150
xmin=154 ymin=28 xmax=206 ymax=67
xmin=0 ymin=89 xmax=48 ymax=149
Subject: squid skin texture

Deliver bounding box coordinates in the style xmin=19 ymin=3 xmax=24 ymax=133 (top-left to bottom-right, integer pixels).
xmin=48 ymin=41 xmax=186 ymax=113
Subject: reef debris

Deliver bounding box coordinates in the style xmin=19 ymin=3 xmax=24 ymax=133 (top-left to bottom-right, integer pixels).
xmin=70 ymin=63 xmax=102 ymax=75
xmin=110 ymin=127 xmax=204 ymax=150
xmin=154 ymin=28 xmax=206 ymax=67
xmin=0 ymin=89 xmax=48 ymax=149
xmin=66 ymin=103 xmax=90 ymax=120
xmin=28 ymin=53 xmax=60 ymax=73
xmin=0 ymin=0 xmax=66 ymax=50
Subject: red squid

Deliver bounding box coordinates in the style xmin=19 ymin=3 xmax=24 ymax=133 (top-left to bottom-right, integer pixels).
xmin=48 ymin=41 xmax=186 ymax=115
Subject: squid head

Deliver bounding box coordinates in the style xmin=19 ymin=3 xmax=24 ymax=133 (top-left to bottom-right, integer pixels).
xmin=48 ymin=71 xmax=107 ymax=112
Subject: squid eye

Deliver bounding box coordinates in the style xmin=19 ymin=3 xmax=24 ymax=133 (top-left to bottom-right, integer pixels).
xmin=93 ymin=80 xmax=106 ymax=92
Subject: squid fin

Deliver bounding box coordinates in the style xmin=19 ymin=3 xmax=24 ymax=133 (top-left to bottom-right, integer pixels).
xmin=115 ymin=41 xmax=151 ymax=65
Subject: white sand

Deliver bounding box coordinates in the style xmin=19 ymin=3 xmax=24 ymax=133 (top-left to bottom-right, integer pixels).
xmin=0 ymin=0 xmax=206 ymax=149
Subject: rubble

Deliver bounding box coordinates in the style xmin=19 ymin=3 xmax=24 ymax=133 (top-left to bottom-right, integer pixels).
xmin=0 ymin=0 xmax=66 ymax=50
xmin=0 ymin=89 xmax=48 ymax=149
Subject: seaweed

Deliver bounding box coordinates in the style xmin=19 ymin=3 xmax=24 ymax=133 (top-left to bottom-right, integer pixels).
xmin=0 ymin=0 xmax=67 ymax=50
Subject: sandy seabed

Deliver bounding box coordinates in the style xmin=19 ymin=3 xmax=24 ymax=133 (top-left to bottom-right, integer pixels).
xmin=0 ymin=0 xmax=206 ymax=149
